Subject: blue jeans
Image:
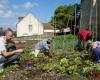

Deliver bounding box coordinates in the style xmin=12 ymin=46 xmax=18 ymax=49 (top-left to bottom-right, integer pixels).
xmin=92 ymin=48 xmax=100 ymax=61
xmin=0 ymin=54 xmax=19 ymax=63
xmin=76 ymin=36 xmax=83 ymax=51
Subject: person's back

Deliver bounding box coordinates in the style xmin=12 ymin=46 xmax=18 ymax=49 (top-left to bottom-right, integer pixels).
xmin=79 ymin=29 xmax=93 ymax=40
xmin=35 ymin=39 xmax=49 ymax=50
xmin=76 ymin=29 xmax=93 ymax=51
xmin=33 ymin=39 xmax=51 ymax=57
xmin=79 ymin=30 xmax=89 ymax=40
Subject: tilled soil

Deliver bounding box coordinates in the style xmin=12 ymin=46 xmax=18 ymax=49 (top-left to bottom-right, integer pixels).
xmin=0 ymin=66 xmax=88 ymax=80
xmin=15 ymin=40 xmax=39 ymax=49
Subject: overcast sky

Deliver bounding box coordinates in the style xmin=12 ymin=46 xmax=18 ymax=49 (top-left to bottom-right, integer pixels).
xmin=0 ymin=0 xmax=80 ymax=30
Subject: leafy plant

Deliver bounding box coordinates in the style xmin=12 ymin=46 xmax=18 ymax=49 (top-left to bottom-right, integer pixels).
xmin=60 ymin=58 xmax=69 ymax=66
xmin=43 ymin=63 xmax=55 ymax=72
xmin=74 ymin=57 xmax=82 ymax=65
xmin=67 ymin=65 xmax=78 ymax=74
xmin=82 ymin=66 xmax=94 ymax=76
xmin=57 ymin=66 xmax=66 ymax=73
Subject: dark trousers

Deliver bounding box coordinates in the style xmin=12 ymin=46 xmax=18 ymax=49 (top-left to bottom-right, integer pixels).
xmin=76 ymin=36 xmax=83 ymax=51
xmin=92 ymin=48 xmax=100 ymax=61
xmin=0 ymin=42 xmax=19 ymax=63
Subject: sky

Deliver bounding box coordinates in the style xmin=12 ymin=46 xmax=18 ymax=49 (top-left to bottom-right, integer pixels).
xmin=0 ymin=0 xmax=80 ymax=30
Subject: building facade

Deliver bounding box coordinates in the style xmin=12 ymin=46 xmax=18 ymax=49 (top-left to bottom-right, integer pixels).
xmin=17 ymin=13 xmax=43 ymax=37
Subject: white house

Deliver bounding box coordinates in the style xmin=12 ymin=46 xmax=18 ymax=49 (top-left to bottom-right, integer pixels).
xmin=43 ymin=23 xmax=60 ymax=33
xmin=17 ymin=13 xmax=43 ymax=37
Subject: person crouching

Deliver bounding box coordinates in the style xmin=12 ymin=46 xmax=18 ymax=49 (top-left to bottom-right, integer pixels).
xmin=32 ymin=39 xmax=52 ymax=58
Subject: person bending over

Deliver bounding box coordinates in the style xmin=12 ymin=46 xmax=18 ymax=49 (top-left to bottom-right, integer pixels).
xmin=91 ymin=41 xmax=100 ymax=62
xmin=32 ymin=39 xmax=52 ymax=58
xmin=76 ymin=29 xmax=93 ymax=51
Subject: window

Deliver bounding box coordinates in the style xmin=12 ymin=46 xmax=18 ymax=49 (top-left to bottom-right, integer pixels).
xmin=29 ymin=25 xmax=32 ymax=32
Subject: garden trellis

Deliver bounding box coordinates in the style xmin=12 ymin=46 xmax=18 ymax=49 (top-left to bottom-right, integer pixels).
xmin=89 ymin=0 xmax=97 ymax=41
xmin=34 ymin=0 xmax=99 ymax=52
xmin=52 ymin=0 xmax=99 ymax=52
xmin=81 ymin=0 xmax=98 ymax=40
xmin=52 ymin=0 xmax=79 ymax=51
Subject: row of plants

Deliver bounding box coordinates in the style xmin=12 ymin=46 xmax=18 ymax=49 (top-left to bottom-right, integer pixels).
xmin=1 ymin=50 xmax=99 ymax=79
xmin=0 ymin=35 xmax=100 ymax=80
xmin=20 ymin=48 xmax=100 ymax=78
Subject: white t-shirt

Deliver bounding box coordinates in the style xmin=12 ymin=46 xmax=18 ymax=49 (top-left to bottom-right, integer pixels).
xmin=0 ymin=36 xmax=6 ymax=54
xmin=92 ymin=41 xmax=100 ymax=48
xmin=95 ymin=41 xmax=100 ymax=47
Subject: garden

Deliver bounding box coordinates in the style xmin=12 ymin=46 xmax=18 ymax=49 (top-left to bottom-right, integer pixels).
xmin=0 ymin=34 xmax=100 ymax=80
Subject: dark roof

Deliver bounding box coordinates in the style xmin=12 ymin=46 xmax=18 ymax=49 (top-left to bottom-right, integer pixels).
xmin=43 ymin=23 xmax=53 ymax=29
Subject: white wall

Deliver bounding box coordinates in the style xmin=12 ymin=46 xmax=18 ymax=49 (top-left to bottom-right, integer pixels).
xmin=17 ymin=13 xmax=43 ymax=37
xmin=44 ymin=29 xmax=60 ymax=33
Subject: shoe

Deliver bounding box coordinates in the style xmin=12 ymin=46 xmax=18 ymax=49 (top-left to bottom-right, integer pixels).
xmin=10 ymin=59 xmax=20 ymax=65
xmin=12 ymin=60 xmax=19 ymax=64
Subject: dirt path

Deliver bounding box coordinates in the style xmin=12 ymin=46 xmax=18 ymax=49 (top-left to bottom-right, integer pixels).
xmin=15 ymin=40 xmax=39 ymax=49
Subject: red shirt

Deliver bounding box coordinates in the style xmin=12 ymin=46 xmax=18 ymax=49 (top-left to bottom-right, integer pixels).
xmin=79 ymin=30 xmax=93 ymax=41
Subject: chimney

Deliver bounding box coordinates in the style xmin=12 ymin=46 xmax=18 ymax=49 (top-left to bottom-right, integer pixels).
xmin=18 ymin=16 xmax=24 ymax=22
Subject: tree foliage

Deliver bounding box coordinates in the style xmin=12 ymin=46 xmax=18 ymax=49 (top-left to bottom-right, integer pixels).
xmin=50 ymin=4 xmax=80 ymax=32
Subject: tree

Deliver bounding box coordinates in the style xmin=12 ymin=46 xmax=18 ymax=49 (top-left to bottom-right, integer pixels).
xmin=50 ymin=4 xmax=80 ymax=33
xmin=7 ymin=28 xmax=13 ymax=31
xmin=0 ymin=27 xmax=4 ymax=36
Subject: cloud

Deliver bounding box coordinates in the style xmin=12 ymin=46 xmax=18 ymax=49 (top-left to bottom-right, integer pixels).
xmin=23 ymin=2 xmax=38 ymax=9
xmin=0 ymin=10 xmax=25 ymax=19
xmin=0 ymin=10 xmax=12 ymax=18
xmin=0 ymin=21 xmax=17 ymax=26
xmin=12 ymin=5 xmax=19 ymax=9
xmin=0 ymin=10 xmax=4 ymax=17
xmin=0 ymin=10 xmax=4 ymax=15
xmin=23 ymin=2 xmax=33 ymax=9
xmin=0 ymin=0 xmax=9 ymax=9
xmin=0 ymin=22 xmax=11 ymax=26
xmin=12 ymin=1 xmax=39 ymax=10
xmin=33 ymin=2 xmax=39 ymax=7
xmin=1 ymin=10 xmax=13 ymax=18
xmin=0 ymin=4 xmax=4 ymax=9
xmin=0 ymin=0 xmax=9 ymax=5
